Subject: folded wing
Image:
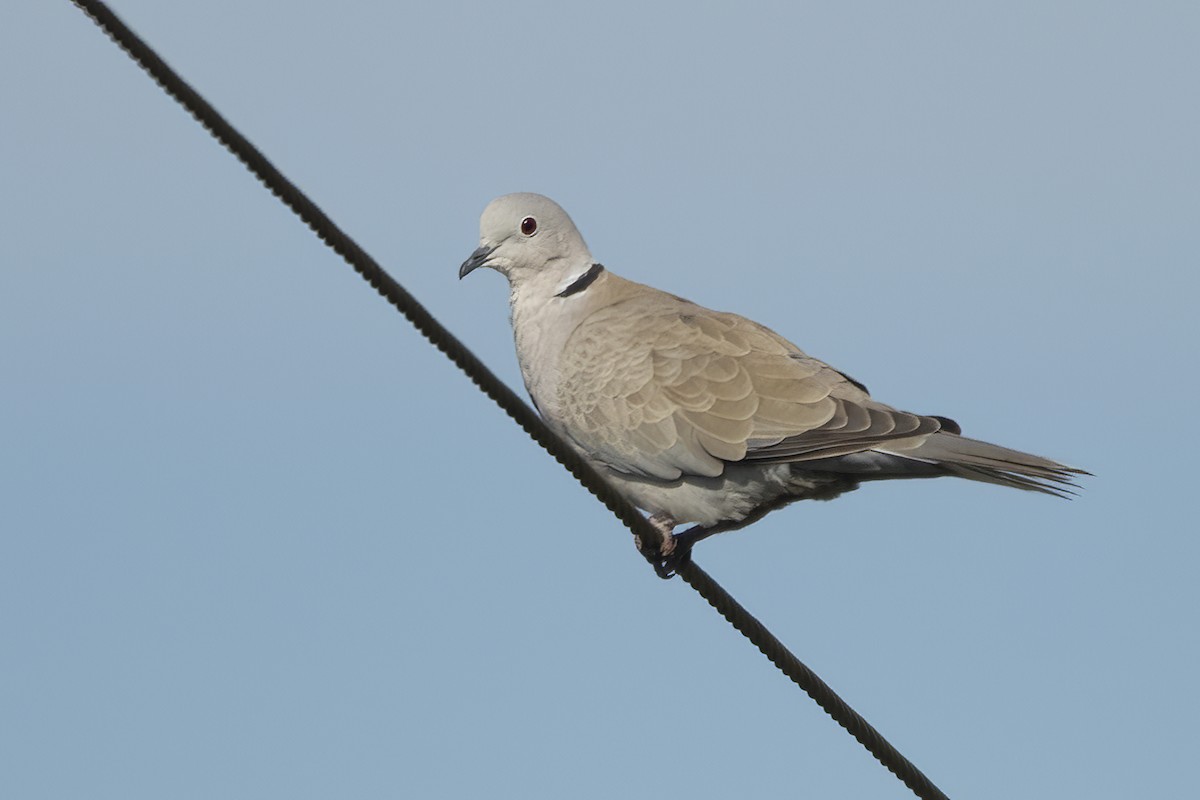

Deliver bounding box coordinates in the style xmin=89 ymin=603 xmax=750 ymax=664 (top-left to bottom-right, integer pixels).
xmin=555 ymin=291 xmax=945 ymax=480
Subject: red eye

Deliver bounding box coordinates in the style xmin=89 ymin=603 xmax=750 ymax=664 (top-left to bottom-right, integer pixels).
xmin=520 ymin=216 xmax=537 ymax=236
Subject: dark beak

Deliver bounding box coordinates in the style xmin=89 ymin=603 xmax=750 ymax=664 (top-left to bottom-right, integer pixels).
xmin=459 ymin=244 xmax=496 ymax=279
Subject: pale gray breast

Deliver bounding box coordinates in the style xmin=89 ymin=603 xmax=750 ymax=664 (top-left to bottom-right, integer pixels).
xmin=508 ymin=270 xmax=630 ymax=426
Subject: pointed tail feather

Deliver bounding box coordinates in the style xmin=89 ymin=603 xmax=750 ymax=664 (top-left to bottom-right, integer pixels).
xmin=885 ymin=432 xmax=1088 ymax=498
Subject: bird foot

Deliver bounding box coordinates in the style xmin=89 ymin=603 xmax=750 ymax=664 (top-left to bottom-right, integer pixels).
xmin=651 ymin=541 xmax=692 ymax=579
xmin=635 ymin=514 xmax=713 ymax=579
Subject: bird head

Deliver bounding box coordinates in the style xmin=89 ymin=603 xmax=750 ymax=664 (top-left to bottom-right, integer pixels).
xmin=459 ymin=193 xmax=594 ymax=289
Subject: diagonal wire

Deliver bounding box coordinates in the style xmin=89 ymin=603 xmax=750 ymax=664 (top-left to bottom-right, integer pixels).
xmin=66 ymin=3 xmax=950 ymax=798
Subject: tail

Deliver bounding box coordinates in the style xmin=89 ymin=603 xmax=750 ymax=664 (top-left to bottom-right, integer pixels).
xmin=882 ymin=432 xmax=1088 ymax=498
xmin=801 ymin=431 xmax=1088 ymax=498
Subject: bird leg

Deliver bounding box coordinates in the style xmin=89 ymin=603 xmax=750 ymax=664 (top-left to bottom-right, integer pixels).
xmin=633 ymin=512 xmax=676 ymax=554
xmin=670 ymin=524 xmax=720 ymax=551
xmin=634 ymin=512 xmax=677 ymax=578
xmin=635 ymin=513 xmax=717 ymax=579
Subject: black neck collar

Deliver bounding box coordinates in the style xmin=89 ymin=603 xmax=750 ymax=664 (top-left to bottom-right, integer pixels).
xmin=556 ymin=263 xmax=605 ymax=297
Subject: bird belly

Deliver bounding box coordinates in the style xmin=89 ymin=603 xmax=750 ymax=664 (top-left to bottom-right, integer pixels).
xmin=601 ymin=462 xmax=854 ymax=528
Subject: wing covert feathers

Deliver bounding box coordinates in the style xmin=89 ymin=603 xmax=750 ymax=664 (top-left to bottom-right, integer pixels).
xmin=556 ymin=291 xmax=945 ymax=478
xmin=553 ymin=281 xmax=1083 ymax=496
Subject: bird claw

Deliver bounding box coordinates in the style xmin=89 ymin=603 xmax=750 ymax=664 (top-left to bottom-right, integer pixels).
xmin=636 ymin=531 xmax=692 ymax=578
xmin=634 ymin=513 xmax=685 ymax=579
xmin=651 ymin=537 xmax=694 ymax=579
xmin=637 ymin=522 xmax=715 ymax=579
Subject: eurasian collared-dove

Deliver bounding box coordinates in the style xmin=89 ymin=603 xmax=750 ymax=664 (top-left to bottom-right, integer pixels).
xmin=460 ymin=193 xmax=1084 ymax=558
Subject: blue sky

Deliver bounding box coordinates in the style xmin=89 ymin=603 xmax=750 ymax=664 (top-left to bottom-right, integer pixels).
xmin=2 ymin=2 xmax=1197 ymax=798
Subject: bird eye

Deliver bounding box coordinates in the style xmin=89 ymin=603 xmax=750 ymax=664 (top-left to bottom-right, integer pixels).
xmin=520 ymin=216 xmax=538 ymax=236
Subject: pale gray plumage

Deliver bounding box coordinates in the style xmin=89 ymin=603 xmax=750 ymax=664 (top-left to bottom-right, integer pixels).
xmin=460 ymin=193 xmax=1085 ymax=536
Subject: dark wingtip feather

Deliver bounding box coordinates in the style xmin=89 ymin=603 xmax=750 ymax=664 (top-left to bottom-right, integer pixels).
xmin=931 ymin=415 xmax=962 ymax=435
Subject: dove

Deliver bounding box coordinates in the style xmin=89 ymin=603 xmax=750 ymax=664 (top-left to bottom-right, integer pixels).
xmin=460 ymin=193 xmax=1085 ymax=563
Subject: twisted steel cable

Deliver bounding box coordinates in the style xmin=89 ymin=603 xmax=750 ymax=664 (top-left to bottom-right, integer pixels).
xmin=66 ymin=3 xmax=950 ymax=798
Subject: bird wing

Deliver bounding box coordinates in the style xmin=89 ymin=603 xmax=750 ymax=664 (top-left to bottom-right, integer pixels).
xmin=554 ymin=290 xmax=943 ymax=480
